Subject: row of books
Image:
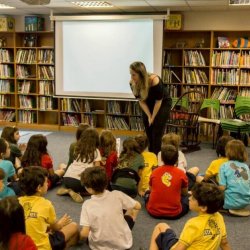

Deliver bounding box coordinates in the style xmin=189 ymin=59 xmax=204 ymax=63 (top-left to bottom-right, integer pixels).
xmin=0 ymin=65 xmax=13 ymax=78
xmin=39 ymin=81 xmax=54 ymax=95
xmin=106 ymin=116 xmax=129 ymax=130
xmin=211 ymin=87 xmax=237 ymax=101
xmin=0 ymin=110 xmax=15 ymax=122
xmin=162 ymin=51 xmax=172 ymax=67
xmin=40 ymin=97 xmax=56 ymax=110
xmin=184 ymin=50 xmax=206 ymax=66
xmin=16 ymin=49 xmax=36 ymax=64
xmin=212 ymin=51 xmax=240 ymax=67
xmin=184 ymin=69 xmax=208 ymax=84
xmin=61 ymin=113 xmax=80 ymax=126
xmin=81 ymin=114 xmax=96 ymax=127
xmin=183 ymin=86 xmax=208 ymax=99
xmin=211 ymin=69 xmax=239 ymax=85
xmin=240 ymin=51 xmax=250 ymax=67
xmin=19 ymin=95 xmax=35 ymax=108
xmin=131 ymin=102 xmax=142 ymax=116
xmin=130 ymin=117 xmax=144 ymax=131
xmin=0 ymin=79 xmax=12 ymax=92
xmin=162 ymin=69 xmax=181 ymax=84
xmin=18 ymin=80 xmax=33 ymax=94
xmin=37 ymin=50 xmax=54 ymax=64
xmin=84 ymin=100 xmax=91 ymax=112
xmin=239 ymin=70 xmax=250 ymax=85
xmin=16 ymin=65 xmax=32 ymax=79
xmin=38 ymin=66 xmax=54 ymax=80
xmin=165 ymin=84 xmax=178 ymax=98
xmin=61 ymin=98 xmax=81 ymax=112
xmin=107 ymin=101 xmax=129 ymax=114
xmin=239 ymin=88 xmax=250 ymax=97
xmin=220 ymin=105 xmax=234 ymax=119
xmin=0 ymin=49 xmax=13 ymax=63
xmin=0 ymin=95 xmax=11 ymax=107
xmin=18 ymin=110 xmax=36 ymax=123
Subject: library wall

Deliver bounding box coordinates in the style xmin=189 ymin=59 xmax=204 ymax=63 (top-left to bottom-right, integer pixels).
xmin=183 ymin=10 xmax=250 ymax=31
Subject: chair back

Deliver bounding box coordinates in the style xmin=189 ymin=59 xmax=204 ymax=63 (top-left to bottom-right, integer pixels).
xmin=235 ymin=96 xmax=250 ymax=121
xmin=200 ymin=98 xmax=220 ymax=119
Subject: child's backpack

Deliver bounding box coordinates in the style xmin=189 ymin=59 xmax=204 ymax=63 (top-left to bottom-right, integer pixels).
xmin=110 ymin=168 xmax=140 ymax=198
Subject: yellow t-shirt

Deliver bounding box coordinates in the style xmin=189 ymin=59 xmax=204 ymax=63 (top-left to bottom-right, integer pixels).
xmin=138 ymin=151 xmax=158 ymax=193
xmin=18 ymin=196 xmax=57 ymax=250
xmin=172 ymin=212 xmax=227 ymax=250
xmin=205 ymin=157 xmax=228 ymax=182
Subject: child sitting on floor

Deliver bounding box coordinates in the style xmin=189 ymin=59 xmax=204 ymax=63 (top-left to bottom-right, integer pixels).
xmin=149 ymin=182 xmax=231 ymax=250
xmin=135 ymin=134 xmax=157 ymax=196
xmin=219 ymin=139 xmax=250 ymax=216
xmin=204 ymin=135 xmax=233 ymax=184
xmin=0 ymin=196 xmax=37 ymax=249
xmin=146 ymin=144 xmax=189 ymax=219
xmin=18 ymin=167 xmax=79 ymax=249
xmin=80 ymin=166 xmax=141 ymax=250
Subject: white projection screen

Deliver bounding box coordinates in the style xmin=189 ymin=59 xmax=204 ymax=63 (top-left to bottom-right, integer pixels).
xmin=55 ymin=17 xmax=164 ymax=99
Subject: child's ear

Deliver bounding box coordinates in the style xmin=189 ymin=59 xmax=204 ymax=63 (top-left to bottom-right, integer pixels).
xmin=200 ymin=205 xmax=208 ymax=213
xmin=36 ymin=184 xmax=42 ymax=193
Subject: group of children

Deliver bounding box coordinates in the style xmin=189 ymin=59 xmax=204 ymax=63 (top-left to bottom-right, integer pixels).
xmin=0 ymin=124 xmax=249 ymax=249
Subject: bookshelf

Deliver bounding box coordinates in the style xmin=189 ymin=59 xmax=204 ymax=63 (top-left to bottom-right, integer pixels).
xmin=0 ymin=31 xmax=144 ymax=134
xmin=163 ymin=30 xmax=250 ymax=122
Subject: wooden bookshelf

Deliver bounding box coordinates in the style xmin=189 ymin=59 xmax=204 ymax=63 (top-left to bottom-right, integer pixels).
xmin=163 ymin=30 xmax=250 ymax=118
xmin=0 ymin=30 xmax=144 ymax=132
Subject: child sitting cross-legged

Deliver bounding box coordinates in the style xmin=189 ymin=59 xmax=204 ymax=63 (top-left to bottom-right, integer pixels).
xmin=149 ymin=182 xmax=232 ymax=250
xmin=146 ymin=144 xmax=189 ymax=219
xmin=79 ymin=166 xmax=141 ymax=250
xmin=18 ymin=167 xmax=79 ymax=250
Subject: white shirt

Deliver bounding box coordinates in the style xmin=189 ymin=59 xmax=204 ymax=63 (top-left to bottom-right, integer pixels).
xmin=157 ymin=150 xmax=187 ymax=172
xmin=80 ymin=190 xmax=137 ymax=250
xmin=64 ymin=149 xmax=101 ymax=180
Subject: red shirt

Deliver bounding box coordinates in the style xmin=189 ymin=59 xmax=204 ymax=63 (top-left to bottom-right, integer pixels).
xmin=146 ymin=165 xmax=188 ymax=217
xmin=9 ymin=232 xmax=37 ymax=250
xmin=100 ymin=149 xmax=118 ymax=179
xmin=41 ymin=154 xmax=53 ymax=189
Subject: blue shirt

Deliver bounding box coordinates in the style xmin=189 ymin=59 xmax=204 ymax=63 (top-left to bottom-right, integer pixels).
xmin=0 ymin=160 xmax=16 ymax=199
xmin=219 ymin=160 xmax=250 ymax=209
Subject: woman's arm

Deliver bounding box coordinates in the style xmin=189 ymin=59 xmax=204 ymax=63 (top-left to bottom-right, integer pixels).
xmin=151 ymin=99 xmax=162 ymax=123
xmin=139 ymin=100 xmax=151 ymax=118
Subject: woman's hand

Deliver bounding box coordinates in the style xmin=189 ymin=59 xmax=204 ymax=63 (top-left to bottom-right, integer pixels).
xmin=148 ymin=116 xmax=153 ymax=126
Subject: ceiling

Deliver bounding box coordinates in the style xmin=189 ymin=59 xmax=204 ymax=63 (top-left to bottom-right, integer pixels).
xmin=0 ymin=0 xmax=249 ymax=15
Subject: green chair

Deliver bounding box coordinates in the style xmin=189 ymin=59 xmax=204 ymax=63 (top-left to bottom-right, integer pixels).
xmin=220 ymin=96 xmax=250 ymax=145
xmin=198 ymin=99 xmax=220 ymax=148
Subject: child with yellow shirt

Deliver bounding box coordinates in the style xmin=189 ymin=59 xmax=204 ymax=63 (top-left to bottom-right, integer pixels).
xmin=135 ymin=134 xmax=158 ymax=196
xmin=204 ymin=135 xmax=233 ymax=184
xmin=18 ymin=167 xmax=79 ymax=250
xmin=149 ymin=182 xmax=231 ymax=250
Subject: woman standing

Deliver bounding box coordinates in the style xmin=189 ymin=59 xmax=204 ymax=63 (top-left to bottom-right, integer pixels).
xmin=129 ymin=61 xmax=172 ymax=154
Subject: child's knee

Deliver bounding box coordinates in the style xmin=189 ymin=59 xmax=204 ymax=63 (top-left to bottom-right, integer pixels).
xmin=156 ymin=223 xmax=170 ymax=233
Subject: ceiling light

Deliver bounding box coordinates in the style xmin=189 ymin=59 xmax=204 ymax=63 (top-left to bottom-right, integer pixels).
xmin=71 ymin=1 xmax=113 ymax=8
xmin=0 ymin=4 xmax=15 ymax=9
xmin=229 ymin=0 xmax=250 ymax=5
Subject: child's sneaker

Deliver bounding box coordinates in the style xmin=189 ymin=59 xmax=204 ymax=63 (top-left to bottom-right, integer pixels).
xmin=56 ymin=187 xmax=69 ymax=196
xmin=69 ymin=190 xmax=84 ymax=203
xmin=229 ymin=209 xmax=250 ymax=217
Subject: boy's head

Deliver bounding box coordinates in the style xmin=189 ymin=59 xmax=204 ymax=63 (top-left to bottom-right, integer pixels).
xmin=81 ymin=166 xmax=108 ymax=194
xmin=216 ymin=135 xmax=233 ymax=157
xmin=161 ymin=144 xmax=178 ymax=166
xmin=0 ymin=168 xmax=5 ymax=192
xmin=190 ymin=182 xmax=224 ymax=214
xmin=226 ymin=139 xmax=248 ymax=162
xmin=19 ymin=166 xmax=48 ymax=196
xmin=134 ymin=134 xmax=149 ymax=153
xmin=161 ymin=133 xmax=180 ymax=149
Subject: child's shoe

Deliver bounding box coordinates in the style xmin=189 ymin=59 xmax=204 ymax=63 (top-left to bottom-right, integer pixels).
xmin=56 ymin=187 xmax=70 ymax=196
xmin=229 ymin=209 xmax=250 ymax=217
xmin=69 ymin=190 xmax=84 ymax=203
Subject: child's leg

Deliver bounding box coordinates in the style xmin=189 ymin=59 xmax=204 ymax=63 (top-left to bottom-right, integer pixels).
xmin=149 ymin=223 xmax=171 ymax=250
xmin=187 ymin=166 xmax=199 ymax=176
xmin=55 ymin=169 xmax=65 ymax=177
xmin=60 ymin=222 xmax=79 ymax=248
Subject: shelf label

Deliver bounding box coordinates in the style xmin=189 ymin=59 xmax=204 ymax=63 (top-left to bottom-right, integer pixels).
xmin=165 ymin=14 xmax=182 ymax=30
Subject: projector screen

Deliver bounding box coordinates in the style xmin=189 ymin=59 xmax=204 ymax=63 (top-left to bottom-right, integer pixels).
xmin=55 ymin=18 xmax=163 ymax=99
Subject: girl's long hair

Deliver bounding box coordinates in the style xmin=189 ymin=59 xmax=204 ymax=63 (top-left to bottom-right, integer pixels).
xmin=1 ymin=126 xmax=18 ymax=144
xmin=99 ymin=130 xmax=116 ymax=157
xmin=118 ymin=138 xmax=140 ymax=168
xmin=74 ymin=128 xmax=100 ymax=163
xmin=130 ymin=61 xmax=149 ymax=100
xmin=21 ymin=134 xmax=48 ymax=167
xmin=0 ymin=197 xmax=26 ymax=250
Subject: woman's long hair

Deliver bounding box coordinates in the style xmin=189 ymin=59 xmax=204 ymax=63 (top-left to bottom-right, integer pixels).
xmin=130 ymin=61 xmax=149 ymax=100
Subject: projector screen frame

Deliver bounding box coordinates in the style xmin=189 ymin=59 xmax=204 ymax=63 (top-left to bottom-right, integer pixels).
xmin=53 ymin=14 xmax=166 ymax=100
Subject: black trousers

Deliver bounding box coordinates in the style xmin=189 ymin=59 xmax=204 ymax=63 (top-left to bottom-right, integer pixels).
xmin=142 ymin=99 xmax=171 ymax=154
